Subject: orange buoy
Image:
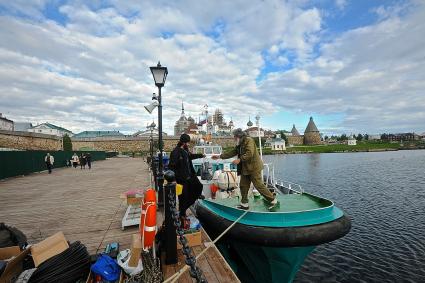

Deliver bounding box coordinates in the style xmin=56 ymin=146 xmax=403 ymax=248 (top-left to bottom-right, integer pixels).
xmin=144 ymin=188 xmax=156 ymax=204
xmin=141 ymin=202 xmax=156 ymax=249
xmin=139 ymin=188 xmax=156 ymax=248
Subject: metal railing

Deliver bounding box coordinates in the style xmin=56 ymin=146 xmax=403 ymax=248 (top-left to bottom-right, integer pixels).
xmin=263 ymin=163 xmax=304 ymax=195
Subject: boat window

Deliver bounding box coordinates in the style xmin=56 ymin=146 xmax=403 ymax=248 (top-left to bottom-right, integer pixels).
xmin=204 ymin=147 xmax=213 ymax=154
xmin=195 ymin=147 xmax=203 ymax=154
xmin=213 ymin=147 xmax=221 ymax=154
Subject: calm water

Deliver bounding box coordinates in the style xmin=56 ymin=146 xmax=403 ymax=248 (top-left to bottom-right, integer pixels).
xmin=264 ymin=150 xmax=425 ymax=283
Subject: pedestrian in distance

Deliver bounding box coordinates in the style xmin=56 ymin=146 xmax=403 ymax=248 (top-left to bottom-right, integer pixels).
xmin=72 ymin=153 xmax=79 ymax=168
xmin=169 ymin=134 xmax=205 ymax=227
xmin=86 ymin=153 xmax=92 ymax=169
xmin=44 ymin=153 xmax=54 ymax=174
xmin=212 ymin=128 xmax=278 ymax=210
xmin=79 ymin=154 xmax=86 ymax=169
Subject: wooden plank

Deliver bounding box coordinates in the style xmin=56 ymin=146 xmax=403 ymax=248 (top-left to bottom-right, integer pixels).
xmin=0 ymin=157 xmax=239 ymax=282
xmin=0 ymin=158 xmax=151 ymax=255
xmin=192 ymin=245 xmax=219 ymax=283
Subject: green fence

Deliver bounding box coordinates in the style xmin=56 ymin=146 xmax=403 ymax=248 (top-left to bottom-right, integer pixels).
xmin=0 ymin=151 xmax=106 ymax=180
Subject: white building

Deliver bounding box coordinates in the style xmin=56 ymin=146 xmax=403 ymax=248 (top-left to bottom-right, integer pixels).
xmin=347 ymin=136 xmax=357 ymax=146
xmin=266 ymin=134 xmax=286 ymax=151
xmin=28 ymin=122 xmax=73 ymax=137
xmin=0 ymin=113 xmax=14 ymax=131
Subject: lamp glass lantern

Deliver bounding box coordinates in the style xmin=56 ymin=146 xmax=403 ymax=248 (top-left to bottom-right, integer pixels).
xmin=150 ymin=62 xmax=168 ymax=87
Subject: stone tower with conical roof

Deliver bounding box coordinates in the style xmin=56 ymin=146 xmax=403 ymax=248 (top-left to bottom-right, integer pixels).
xmin=291 ymin=124 xmax=300 ymax=136
xmin=303 ymin=117 xmax=321 ymax=145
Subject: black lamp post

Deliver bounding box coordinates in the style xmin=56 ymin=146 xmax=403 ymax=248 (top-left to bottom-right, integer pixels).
xmin=147 ymin=121 xmax=156 ymax=165
xmin=150 ymin=62 xmax=168 ymax=206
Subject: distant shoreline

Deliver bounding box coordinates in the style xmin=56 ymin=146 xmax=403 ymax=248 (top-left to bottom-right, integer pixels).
xmin=260 ymin=143 xmax=425 ymax=155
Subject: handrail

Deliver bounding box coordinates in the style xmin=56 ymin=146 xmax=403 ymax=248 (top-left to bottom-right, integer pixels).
xmin=263 ymin=163 xmax=303 ymax=194
xmin=278 ymin=180 xmax=304 ymax=194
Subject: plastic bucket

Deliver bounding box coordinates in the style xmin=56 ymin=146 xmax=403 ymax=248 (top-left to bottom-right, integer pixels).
xmin=210 ymin=184 xmax=219 ymax=199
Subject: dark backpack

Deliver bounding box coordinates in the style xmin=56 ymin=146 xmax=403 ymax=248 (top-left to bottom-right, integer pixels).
xmin=0 ymin=223 xmax=27 ymax=248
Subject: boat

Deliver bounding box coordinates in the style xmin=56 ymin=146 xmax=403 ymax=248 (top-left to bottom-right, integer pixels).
xmin=190 ymin=142 xmax=351 ymax=283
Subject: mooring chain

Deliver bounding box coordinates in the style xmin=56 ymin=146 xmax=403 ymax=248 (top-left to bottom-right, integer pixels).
xmin=124 ymin=252 xmax=161 ymax=283
xmin=167 ymin=185 xmax=208 ymax=283
xmin=124 ymin=251 xmax=163 ymax=283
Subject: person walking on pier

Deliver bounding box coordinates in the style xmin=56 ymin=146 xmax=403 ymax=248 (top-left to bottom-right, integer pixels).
xmin=212 ymin=128 xmax=278 ymax=210
xmin=44 ymin=153 xmax=54 ymax=174
xmin=169 ymin=134 xmax=205 ymax=226
xmin=86 ymin=153 xmax=92 ymax=169
xmin=79 ymin=154 xmax=86 ymax=169
xmin=72 ymin=153 xmax=79 ymax=168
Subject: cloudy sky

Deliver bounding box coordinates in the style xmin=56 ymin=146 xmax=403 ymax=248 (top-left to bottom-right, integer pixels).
xmin=0 ymin=0 xmax=424 ymax=135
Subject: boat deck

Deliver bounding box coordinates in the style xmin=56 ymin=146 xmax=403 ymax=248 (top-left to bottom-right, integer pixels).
xmin=0 ymin=157 xmax=238 ymax=282
xmin=214 ymin=193 xmax=328 ymax=213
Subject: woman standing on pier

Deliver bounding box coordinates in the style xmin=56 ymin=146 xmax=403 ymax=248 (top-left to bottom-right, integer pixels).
xmin=169 ymin=134 xmax=205 ymax=226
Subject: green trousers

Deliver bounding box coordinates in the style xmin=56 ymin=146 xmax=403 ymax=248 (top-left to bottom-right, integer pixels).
xmin=239 ymin=171 xmax=275 ymax=204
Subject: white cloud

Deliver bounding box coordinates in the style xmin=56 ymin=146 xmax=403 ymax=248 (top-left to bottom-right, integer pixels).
xmin=335 ymin=0 xmax=347 ymax=10
xmin=258 ymin=2 xmax=425 ymax=133
xmin=0 ymin=1 xmax=423 ymax=136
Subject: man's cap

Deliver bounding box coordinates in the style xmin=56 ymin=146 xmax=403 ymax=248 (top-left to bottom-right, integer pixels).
xmin=179 ymin=133 xmax=191 ymax=143
xmin=232 ymin=128 xmax=246 ymax=138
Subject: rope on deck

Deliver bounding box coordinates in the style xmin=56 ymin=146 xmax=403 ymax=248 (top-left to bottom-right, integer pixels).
xmin=164 ymin=209 xmax=249 ymax=283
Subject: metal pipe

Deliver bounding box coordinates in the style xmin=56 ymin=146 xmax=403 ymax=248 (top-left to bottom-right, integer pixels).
xmin=157 ymin=86 xmax=164 ymax=206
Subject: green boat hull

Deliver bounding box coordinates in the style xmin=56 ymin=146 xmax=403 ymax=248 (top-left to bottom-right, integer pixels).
xmin=195 ymin=184 xmax=351 ymax=282
xmin=217 ymin=242 xmax=315 ymax=283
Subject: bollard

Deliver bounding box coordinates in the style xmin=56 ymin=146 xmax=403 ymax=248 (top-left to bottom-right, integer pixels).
xmin=164 ymin=170 xmax=177 ymax=264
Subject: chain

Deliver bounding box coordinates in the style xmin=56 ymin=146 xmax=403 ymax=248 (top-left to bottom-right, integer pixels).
xmin=167 ymin=183 xmax=208 ymax=283
xmin=124 ymin=251 xmax=163 ymax=283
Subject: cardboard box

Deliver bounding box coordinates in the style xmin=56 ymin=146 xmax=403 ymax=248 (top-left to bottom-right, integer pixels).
xmin=126 ymin=195 xmax=143 ymax=205
xmin=177 ymin=231 xmax=202 ymax=249
xmin=128 ymin=234 xmax=142 ymax=267
xmin=0 ymin=246 xmax=30 ymax=283
xmin=31 ymin=231 xmax=69 ymax=267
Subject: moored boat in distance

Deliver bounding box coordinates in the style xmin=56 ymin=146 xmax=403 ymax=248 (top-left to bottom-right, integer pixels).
xmin=191 ymin=142 xmax=351 ymax=283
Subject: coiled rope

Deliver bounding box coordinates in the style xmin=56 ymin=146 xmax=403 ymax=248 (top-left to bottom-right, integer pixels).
xmin=28 ymin=241 xmax=90 ymax=283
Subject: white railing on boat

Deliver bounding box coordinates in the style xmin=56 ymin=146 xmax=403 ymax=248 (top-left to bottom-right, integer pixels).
xmin=263 ymin=163 xmax=304 ymax=195
xmin=276 ymin=180 xmax=304 ymax=194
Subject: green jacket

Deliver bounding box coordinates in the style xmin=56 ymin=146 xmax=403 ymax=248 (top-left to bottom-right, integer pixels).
xmin=220 ymin=136 xmax=263 ymax=175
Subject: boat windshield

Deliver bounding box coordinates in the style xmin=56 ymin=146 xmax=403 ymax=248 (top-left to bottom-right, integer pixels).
xmin=194 ymin=146 xmax=222 ymax=155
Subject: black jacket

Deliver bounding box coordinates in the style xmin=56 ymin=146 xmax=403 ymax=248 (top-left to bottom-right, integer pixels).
xmin=169 ymin=146 xmax=203 ymax=184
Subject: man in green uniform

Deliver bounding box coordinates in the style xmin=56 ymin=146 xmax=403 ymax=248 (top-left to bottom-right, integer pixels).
xmin=212 ymin=128 xmax=278 ymax=210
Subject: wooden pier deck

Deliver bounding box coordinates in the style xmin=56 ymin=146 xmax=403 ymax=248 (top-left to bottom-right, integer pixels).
xmin=0 ymin=157 xmax=239 ymax=282
xmin=159 ymin=210 xmax=240 ymax=283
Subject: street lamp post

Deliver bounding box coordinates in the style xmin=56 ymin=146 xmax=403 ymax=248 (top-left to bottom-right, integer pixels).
xmin=147 ymin=121 xmax=156 ymax=167
xmin=149 ymin=62 xmax=177 ymax=264
xmin=150 ymin=62 xmax=168 ymax=206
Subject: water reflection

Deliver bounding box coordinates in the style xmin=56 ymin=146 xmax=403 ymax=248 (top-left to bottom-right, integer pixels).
xmin=264 ymin=150 xmax=425 ymax=283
